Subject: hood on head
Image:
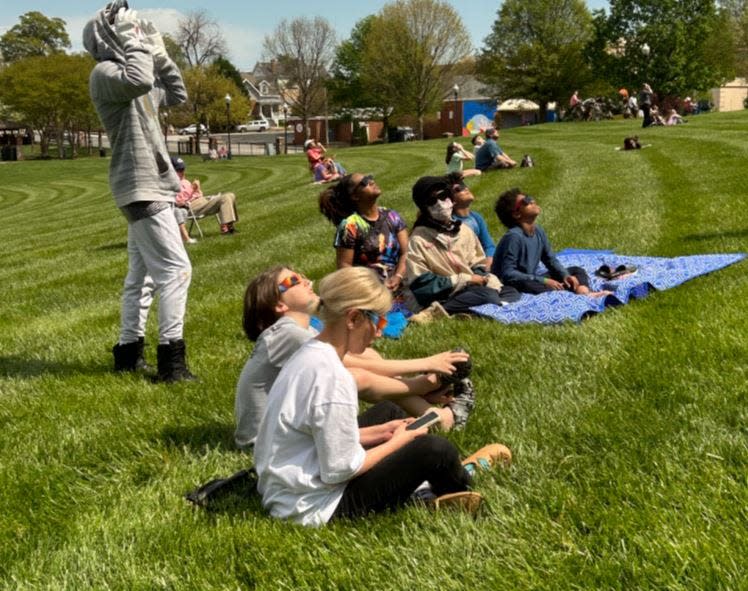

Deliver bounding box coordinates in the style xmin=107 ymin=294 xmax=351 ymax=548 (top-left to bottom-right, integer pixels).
xmin=83 ymin=5 xmax=126 ymax=63
xmin=412 ymin=176 xmax=451 ymax=211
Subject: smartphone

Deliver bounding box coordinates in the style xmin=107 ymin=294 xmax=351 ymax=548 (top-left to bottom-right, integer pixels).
xmin=406 ymin=410 xmax=441 ymax=431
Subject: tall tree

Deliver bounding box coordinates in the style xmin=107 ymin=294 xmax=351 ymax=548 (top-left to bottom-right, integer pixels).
xmin=0 ymin=54 xmax=95 ymax=158
xmin=176 ymin=10 xmax=228 ymax=67
xmin=479 ymin=0 xmax=594 ymax=115
xmin=0 ymin=11 xmax=71 ymax=63
xmin=328 ymin=16 xmax=377 ymax=110
xmin=590 ymin=0 xmax=733 ymax=97
xmin=263 ymin=17 xmax=337 ymax=138
xmin=214 ymin=56 xmax=249 ymax=96
xmin=361 ymin=0 xmax=472 ymax=139
xmin=718 ymin=0 xmax=748 ymax=77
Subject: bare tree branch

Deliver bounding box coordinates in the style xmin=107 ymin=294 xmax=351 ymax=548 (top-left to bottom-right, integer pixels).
xmin=176 ymin=10 xmax=228 ymax=67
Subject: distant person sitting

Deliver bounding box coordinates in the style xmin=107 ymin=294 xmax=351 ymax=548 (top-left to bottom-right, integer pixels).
xmin=304 ymin=138 xmax=326 ymax=170
xmin=314 ymin=157 xmax=341 ymax=183
xmin=470 ymin=134 xmax=485 ymax=154
xmin=445 ymin=142 xmax=481 ymax=177
xmin=448 ymin=173 xmax=494 ymax=268
xmin=172 ymin=157 xmax=238 ymax=235
xmin=475 ymin=128 xmax=516 ymax=171
xmin=491 ymin=188 xmax=604 ymax=296
xmin=665 ymin=109 xmax=685 ymax=125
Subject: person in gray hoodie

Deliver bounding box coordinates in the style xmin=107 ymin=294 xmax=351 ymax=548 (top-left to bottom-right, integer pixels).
xmin=84 ymin=1 xmax=195 ymax=382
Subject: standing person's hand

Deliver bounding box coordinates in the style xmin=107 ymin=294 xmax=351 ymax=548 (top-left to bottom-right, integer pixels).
xmin=114 ymin=8 xmax=143 ymax=46
xmin=139 ymin=19 xmax=169 ymax=69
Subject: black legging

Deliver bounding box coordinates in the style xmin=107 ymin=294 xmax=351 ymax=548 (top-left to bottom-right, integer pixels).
xmin=505 ymin=265 xmax=590 ymax=295
xmin=331 ymin=402 xmax=471 ymax=520
xmin=441 ymin=284 xmax=521 ymax=315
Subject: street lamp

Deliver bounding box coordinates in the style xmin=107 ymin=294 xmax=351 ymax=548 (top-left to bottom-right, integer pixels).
xmin=452 ymin=84 xmax=460 ymax=137
xmin=224 ymin=93 xmax=232 ymax=160
xmin=282 ymin=103 xmax=289 ymax=155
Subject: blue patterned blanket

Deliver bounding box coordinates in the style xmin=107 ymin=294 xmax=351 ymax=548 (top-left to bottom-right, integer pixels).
xmin=470 ymin=250 xmax=746 ymax=325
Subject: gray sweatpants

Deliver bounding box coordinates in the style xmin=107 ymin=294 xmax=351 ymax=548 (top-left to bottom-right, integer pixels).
xmin=119 ymin=206 xmax=192 ymax=344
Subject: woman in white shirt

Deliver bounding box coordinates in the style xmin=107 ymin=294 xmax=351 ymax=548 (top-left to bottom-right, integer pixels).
xmin=235 ymin=266 xmax=471 ymax=449
xmin=254 ymin=267 xmax=510 ymax=526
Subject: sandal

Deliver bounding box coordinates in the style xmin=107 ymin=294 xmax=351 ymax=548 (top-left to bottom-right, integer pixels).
xmin=462 ymin=443 xmax=512 ymax=475
xmin=432 ymin=491 xmax=483 ymax=515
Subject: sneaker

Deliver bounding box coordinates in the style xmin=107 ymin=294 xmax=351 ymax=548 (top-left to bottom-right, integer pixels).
xmin=186 ymin=238 xmax=198 ymax=244
xmin=447 ymin=377 xmax=475 ymax=430
xmin=408 ymin=301 xmax=449 ymax=324
xmin=462 ymin=443 xmax=512 ymax=476
xmin=432 ymin=491 xmax=483 ymax=515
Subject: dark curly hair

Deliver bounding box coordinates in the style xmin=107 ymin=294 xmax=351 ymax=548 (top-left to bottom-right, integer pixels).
xmin=318 ymin=174 xmax=360 ymax=225
xmin=494 ymin=187 xmax=524 ymax=228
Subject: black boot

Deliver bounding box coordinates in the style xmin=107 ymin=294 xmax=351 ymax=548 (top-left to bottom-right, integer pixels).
xmin=155 ymin=339 xmax=197 ymax=383
xmin=112 ymin=337 xmax=150 ymax=373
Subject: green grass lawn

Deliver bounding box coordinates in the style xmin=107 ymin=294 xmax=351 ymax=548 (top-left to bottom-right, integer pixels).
xmin=1 ymin=112 xmax=747 ymax=590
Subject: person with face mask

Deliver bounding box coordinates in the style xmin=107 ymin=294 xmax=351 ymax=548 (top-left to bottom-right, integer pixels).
xmin=404 ymin=176 xmax=519 ymax=324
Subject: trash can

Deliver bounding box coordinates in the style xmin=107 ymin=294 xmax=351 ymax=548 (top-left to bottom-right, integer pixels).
xmin=99 ymin=147 xmax=106 ymax=157
xmin=264 ymin=142 xmax=276 ymax=156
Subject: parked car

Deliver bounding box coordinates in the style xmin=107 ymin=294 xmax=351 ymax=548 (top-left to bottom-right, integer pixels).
xmin=178 ymin=123 xmax=208 ymax=135
xmin=236 ymin=119 xmax=270 ymax=132
xmin=388 ymin=126 xmax=416 ymax=142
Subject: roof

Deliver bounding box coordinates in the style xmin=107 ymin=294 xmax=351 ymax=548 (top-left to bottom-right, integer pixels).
xmin=497 ymin=99 xmax=540 ymax=112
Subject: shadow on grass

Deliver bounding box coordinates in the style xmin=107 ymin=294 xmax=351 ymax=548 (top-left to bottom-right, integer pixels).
xmin=93 ymin=241 xmax=128 ymax=251
xmin=0 ymin=355 xmax=109 ymax=379
xmin=161 ymin=421 xmax=237 ymax=452
xmin=683 ymin=229 xmax=748 ymax=242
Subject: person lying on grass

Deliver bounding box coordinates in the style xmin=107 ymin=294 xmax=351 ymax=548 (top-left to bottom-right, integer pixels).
xmin=319 ymin=173 xmax=408 ymax=293
xmin=253 ymin=266 xmax=511 ymax=526
xmin=405 ymin=175 xmax=520 ymax=324
xmin=491 ymin=188 xmax=607 ymax=296
xmin=235 ymin=265 xmax=474 ymax=450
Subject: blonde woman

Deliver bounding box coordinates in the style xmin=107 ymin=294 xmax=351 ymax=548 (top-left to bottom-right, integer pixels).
xmin=236 ymin=266 xmax=473 ymax=450
xmin=254 ymin=267 xmax=510 ymax=526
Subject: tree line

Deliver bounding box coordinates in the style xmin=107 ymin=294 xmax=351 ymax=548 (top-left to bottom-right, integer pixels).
xmin=1 ymin=0 xmax=746 ymax=157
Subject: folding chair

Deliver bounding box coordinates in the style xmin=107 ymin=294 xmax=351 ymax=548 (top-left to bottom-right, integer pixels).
xmin=186 ymin=202 xmax=204 ymax=238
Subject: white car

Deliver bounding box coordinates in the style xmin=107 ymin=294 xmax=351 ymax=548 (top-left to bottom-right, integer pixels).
xmin=236 ymin=120 xmax=270 ymax=132
xmin=179 ymin=123 xmax=208 ymax=135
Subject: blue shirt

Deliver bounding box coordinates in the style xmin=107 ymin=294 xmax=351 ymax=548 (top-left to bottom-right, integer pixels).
xmin=453 ymin=211 xmax=495 ymax=257
xmin=491 ymin=224 xmax=569 ymax=283
xmin=475 ymin=139 xmax=503 ymax=171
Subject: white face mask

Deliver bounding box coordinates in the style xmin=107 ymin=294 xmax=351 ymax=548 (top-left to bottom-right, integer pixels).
xmin=427 ymin=198 xmax=453 ymax=222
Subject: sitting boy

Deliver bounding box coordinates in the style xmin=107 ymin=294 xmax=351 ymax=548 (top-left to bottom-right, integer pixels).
xmin=491 ymin=188 xmax=595 ymax=295
xmin=448 ymin=173 xmax=495 ymax=268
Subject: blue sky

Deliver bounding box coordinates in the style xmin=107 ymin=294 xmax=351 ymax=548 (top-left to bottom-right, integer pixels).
xmin=0 ymin=1 xmax=609 ymax=71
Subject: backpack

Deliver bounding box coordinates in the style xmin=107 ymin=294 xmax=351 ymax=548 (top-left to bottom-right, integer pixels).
xmin=623 ymin=136 xmax=641 ymax=151
xmin=520 ymin=154 xmax=534 ymax=167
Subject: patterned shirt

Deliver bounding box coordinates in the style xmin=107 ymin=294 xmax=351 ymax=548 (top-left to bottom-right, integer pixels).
xmin=334 ymin=207 xmax=407 ymax=281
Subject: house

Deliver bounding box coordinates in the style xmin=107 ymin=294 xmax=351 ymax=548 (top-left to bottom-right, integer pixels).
xmin=711 ymin=78 xmax=748 ymax=112
xmin=425 ymin=75 xmax=498 ymax=139
xmin=241 ymin=61 xmax=299 ymax=124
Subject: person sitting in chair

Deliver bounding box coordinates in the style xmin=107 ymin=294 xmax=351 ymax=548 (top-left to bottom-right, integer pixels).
xmin=172 ymin=157 xmax=238 ymax=235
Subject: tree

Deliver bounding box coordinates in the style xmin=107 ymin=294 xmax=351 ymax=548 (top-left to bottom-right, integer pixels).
xmin=169 ymin=65 xmax=251 ymax=152
xmin=328 ymin=16 xmax=377 ymax=110
xmin=718 ymin=0 xmax=748 ymax=77
xmin=263 ymin=17 xmax=337 ymax=137
xmin=0 ymin=53 xmax=96 ymax=158
xmin=361 ymin=0 xmax=472 ymax=139
xmin=176 ymin=10 xmax=228 ymax=67
xmin=162 ymin=33 xmax=188 ymax=71
xmin=0 ymin=11 xmax=71 ymax=63
xmin=214 ymin=56 xmax=249 ymax=96
xmin=590 ymin=0 xmax=734 ymax=98
xmin=478 ymin=0 xmax=594 ymax=116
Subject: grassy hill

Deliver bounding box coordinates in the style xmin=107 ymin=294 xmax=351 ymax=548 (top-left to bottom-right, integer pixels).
xmin=1 ymin=112 xmax=746 ymax=589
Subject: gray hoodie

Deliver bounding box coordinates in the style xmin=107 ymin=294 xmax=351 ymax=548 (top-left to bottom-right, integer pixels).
xmin=83 ymin=8 xmax=187 ymax=208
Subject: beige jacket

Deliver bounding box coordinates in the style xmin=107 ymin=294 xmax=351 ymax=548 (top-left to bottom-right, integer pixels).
xmin=405 ymin=224 xmax=502 ymax=310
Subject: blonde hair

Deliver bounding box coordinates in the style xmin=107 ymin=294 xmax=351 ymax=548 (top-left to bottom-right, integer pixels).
xmin=316 ymin=267 xmax=391 ymax=323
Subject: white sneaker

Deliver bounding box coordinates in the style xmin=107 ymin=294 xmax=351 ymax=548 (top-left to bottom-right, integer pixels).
xmin=186 ymin=238 xmax=198 ymax=244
